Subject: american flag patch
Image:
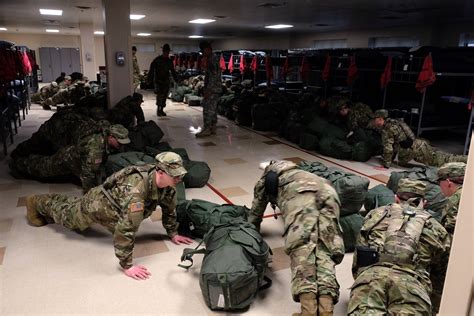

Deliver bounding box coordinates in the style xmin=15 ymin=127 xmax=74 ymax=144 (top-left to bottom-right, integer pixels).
xmin=130 ymin=202 xmax=144 ymax=213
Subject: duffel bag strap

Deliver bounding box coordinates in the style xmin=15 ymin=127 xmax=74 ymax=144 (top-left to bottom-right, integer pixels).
xmin=259 ymin=275 xmax=272 ymax=291
xmin=178 ymin=239 xmax=206 ymax=269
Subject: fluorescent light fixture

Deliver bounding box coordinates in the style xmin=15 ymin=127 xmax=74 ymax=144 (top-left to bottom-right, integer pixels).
xmin=137 ymin=33 xmax=151 ymax=36
xmin=39 ymin=9 xmax=63 ymax=16
xmin=94 ymin=31 xmax=104 ymax=35
xmin=130 ymin=14 xmax=145 ymax=20
xmin=46 ymin=29 xmax=59 ymax=33
xmin=0 ymin=27 xmax=7 ymax=31
xmin=189 ymin=35 xmax=203 ymax=38
xmin=189 ymin=19 xmax=215 ymax=24
xmin=265 ymin=24 xmax=293 ymax=29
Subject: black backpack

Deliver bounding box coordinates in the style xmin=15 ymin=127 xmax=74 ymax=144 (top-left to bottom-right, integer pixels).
xmin=179 ymin=220 xmax=272 ymax=311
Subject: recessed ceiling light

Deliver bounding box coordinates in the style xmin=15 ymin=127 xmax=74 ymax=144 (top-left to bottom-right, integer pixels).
xmin=94 ymin=31 xmax=104 ymax=35
xmin=0 ymin=27 xmax=7 ymax=31
xmin=46 ymin=29 xmax=59 ymax=33
xmin=39 ymin=9 xmax=63 ymax=16
xmin=130 ymin=14 xmax=145 ymax=20
xmin=137 ymin=33 xmax=151 ymax=36
xmin=265 ymin=24 xmax=293 ymax=29
xmin=189 ymin=19 xmax=216 ymax=24
xmin=189 ymin=35 xmax=203 ymax=38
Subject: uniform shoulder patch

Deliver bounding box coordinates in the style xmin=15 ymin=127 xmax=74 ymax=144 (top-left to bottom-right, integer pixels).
xmin=130 ymin=202 xmax=144 ymax=213
xmin=94 ymin=158 xmax=103 ymax=164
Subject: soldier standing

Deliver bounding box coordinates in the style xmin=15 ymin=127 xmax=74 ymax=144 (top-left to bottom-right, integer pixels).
xmin=348 ymin=178 xmax=451 ymax=315
xmin=195 ymin=41 xmax=222 ymax=137
xmin=372 ymin=109 xmax=467 ymax=168
xmin=12 ymin=124 xmax=130 ymax=193
xmin=25 ymin=152 xmax=193 ymax=280
xmin=148 ymin=43 xmax=178 ymax=116
xmin=132 ymin=46 xmax=141 ymax=91
xmin=248 ymin=160 xmax=344 ymax=316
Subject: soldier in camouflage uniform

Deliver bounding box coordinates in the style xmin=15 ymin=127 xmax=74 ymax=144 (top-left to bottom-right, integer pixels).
xmin=132 ymin=46 xmax=141 ymax=91
xmin=30 ymin=81 xmax=60 ymax=104
xmin=12 ymin=124 xmax=129 ymax=192
xmin=248 ymin=160 xmax=345 ymax=316
xmin=25 ymin=152 xmax=193 ymax=280
xmin=348 ymin=178 xmax=451 ymax=315
xmin=429 ymin=162 xmax=466 ymax=312
xmin=58 ymin=75 xmax=72 ymax=89
xmin=148 ymin=43 xmax=178 ymax=116
xmin=373 ymin=109 xmax=467 ymax=168
xmin=41 ymin=79 xmax=88 ymax=110
xmin=195 ymin=41 xmax=223 ymax=138
xmin=337 ymin=101 xmax=374 ymax=139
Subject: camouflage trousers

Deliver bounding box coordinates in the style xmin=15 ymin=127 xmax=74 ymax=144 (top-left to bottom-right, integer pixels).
xmin=43 ymin=89 xmax=69 ymax=107
xmin=35 ymin=187 xmax=122 ymax=233
xmin=348 ymin=266 xmax=432 ymax=315
xmin=13 ymin=145 xmax=81 ymax=181
xmin=155 ymin=85 xmax=170 ymax=109
xmin=283 ymin=193 xmax=344 ymax=302
xmin=399 ymin=138 xmax=467 ymax=167
xmin=202 ymin=93 xmax=220 ymax=128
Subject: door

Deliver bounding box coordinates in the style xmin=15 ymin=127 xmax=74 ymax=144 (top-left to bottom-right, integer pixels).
xmin=60 ymin=48 xmax=72 ymax=75
xmin=39 ymin=47 xmax=53 ymax=83
xmin=70 ymin=48 xmax=81 ymax=73
xmin=49 ymin=47 xmax=62 ymax=83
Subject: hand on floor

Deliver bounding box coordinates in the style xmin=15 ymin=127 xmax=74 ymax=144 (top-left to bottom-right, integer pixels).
xmin=124 ymin=265 xmax=151 ymax=280
xmin=171 ymin=234 xmax=193 ymax=245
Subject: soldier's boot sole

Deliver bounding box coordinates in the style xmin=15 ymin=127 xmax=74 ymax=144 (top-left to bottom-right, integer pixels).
xmin=26 ymin=195 xmax=48 ymax=227
xmin=195 ymin=128 xmax=212 ymax=138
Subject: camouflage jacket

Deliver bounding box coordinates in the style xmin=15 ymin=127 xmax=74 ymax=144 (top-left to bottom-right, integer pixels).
xmin=381 ymin=118 xmax=416 ymax=167
xmin=353 ymin=202 xmax=451 ymax=294
xmin=132 ymin=54 xmax=140 ymax=85
xmin=347 ymin=102 xmax=373 ymax=131
xmin=249 ymin=161 xmax=344 ymax=261
xmin=108 ymin=96 xmax=145 ymax=128
xmin=149 ymin=55 xmax=178 ymax=86
xmin=203 ymin=55 xmax=222 ymax=94
xmin=83 ymin=165 xmax=178 ymax=268
xmin=441 ymin=186 xmax=462 ymax=235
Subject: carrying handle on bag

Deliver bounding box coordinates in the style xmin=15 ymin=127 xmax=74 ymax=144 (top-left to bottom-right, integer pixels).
xmin=178 ymin=239 xmax=206 ymax=269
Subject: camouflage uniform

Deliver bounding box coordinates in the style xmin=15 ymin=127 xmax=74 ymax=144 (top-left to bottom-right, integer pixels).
xmin=346 ymin=102 xmax=373 ymax=131
xmin=108 ymin=93 xmax=145 ymax=128
xmin=27 ymin=152 xmax=188 ymax=269
xmin=201 ymin=55 xmax=222 ymax=130
xmin=42 ymin=81 xmax=87 ymax=108
xmin=380 ymin=117 xmax=416 ymax=168
xmin=12 ymin=125 xmax=129 ymax=192
xmin=248 ymin=161 xmax=345 ymax=306
xmin=149 ymin=55 xmax=178 ymax=114
xmin=132 ymin=54 xmax=141 ymax=90
xmin=349 ymin=179 xmax=451 ymax=315
xmin=31 ymin=82 xmax=59 ymax=103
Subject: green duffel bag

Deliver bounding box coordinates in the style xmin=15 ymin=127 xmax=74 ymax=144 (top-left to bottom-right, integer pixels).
xmin=171 ymin=86 xmax=192 ymax=102
xmin=305 ymin=116 xmax=331 ymax=137
xmin=105 ymin=151 xmax=155 ymax=176
xmin=175 ymin=182 xmax=186 ymax=202
xmin=351 ymin=141 xmax=374 ymax=162
xmin=319 ymin=137 xmax=352 ymax=160
xmin=179 ymin=220 xmax=272 ymax=311
xmin=299 ymin=132 xmax=319 ymax=150
xmin=188 ymin=95 xmax=203 ymax=106
xmin=183 ymin=160 xmax=211 ymax=188
xmin=325 ymin=167 xmax=370 ymax=216
xmin=145 ymin=146 xmax=190 ymax=162
xmin=387 ymin=167 xmax=446 ymax=221
xmin=339 ymin=213 xmax=364 ymax=252
xmin=176 ymin=199 xmax=249 ymax=238
xmin=298 ymin=161 xmax=328 ymax=174
xmin=183 ymin=93 xmax=195 ymax=104
xmin=363 ymin=184 xmax=395 ymax=215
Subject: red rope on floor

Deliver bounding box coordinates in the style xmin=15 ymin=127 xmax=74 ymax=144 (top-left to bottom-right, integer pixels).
xmin=205 ymin=183 xmax=234 ymax=204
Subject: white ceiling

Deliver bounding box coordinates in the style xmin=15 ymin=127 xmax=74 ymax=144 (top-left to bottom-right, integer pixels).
xmin=0 ymin=0 xmax=473 ymax=38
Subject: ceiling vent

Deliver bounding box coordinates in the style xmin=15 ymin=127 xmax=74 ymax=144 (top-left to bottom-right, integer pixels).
xmin=214 ymin=15 xmax=227 ymax=19
xmin=75 ymin=6 xmax=92 ymax=10
xmin=42 ymin=20 xmax=61 ymax=26
xmin=257 ymin=2 xmax=287 ymax=9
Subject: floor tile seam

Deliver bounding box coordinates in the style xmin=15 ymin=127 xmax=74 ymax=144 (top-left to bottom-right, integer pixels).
xmin=185 ymin=105 xmax=386 ymax=185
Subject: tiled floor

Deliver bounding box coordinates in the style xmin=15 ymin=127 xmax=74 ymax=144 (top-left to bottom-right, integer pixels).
xmin=0 ymin=90 xmax=411 ymax=315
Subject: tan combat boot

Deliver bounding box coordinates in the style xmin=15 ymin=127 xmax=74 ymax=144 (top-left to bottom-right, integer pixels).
xmin=292 ymin=292 xmax=317 ymax=316
xmin=195 ymin=127 xmax=212 ymax=138
xmin=318 ymin=295 xmax=334 ymax=316
xmin=26 ymin=195 xmax=48 ymax=227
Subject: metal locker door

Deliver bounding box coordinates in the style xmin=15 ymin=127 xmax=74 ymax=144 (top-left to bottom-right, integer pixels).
xmin=70 ymin=48 xmax=81 ymax=74
xmin=39 ymin=47 xmax=53 ymax=83
xmin=49 ymin=47 xmax=62 ymax=82
xmin=59 ymin=48 xmax=72 ymax=75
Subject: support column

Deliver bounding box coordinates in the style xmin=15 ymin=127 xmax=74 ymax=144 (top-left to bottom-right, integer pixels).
xmin=102 ymin=0 xmax=132 ymax=108
xmin=78 ymin=11 xmax=97 ymax=80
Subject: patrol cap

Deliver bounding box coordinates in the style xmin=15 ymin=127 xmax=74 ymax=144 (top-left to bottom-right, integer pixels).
xmin=64 ymin=75 xmax=72 ymax=81
xmin=396 ymin=178 xmax=426 ymax=197
xmin=155 ymin=152 xmax=187 ymax=177
xmin=374 ymin=109 xmax=389 ymax=119
xmin=437 ymin=162 xmax=466 ymax=183
xmin=108 ymin=124 xmax=131 ymax=144
xmin=51 ymin=82 xmax=58 ymax=87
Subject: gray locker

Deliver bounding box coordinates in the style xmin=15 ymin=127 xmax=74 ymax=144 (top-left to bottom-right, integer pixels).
xmin=38 ymin=47 xmax=81 ymax=82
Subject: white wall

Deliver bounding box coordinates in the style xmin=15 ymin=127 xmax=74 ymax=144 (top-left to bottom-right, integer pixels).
xmin=214 ymin=34 xmax=291 ymax=51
